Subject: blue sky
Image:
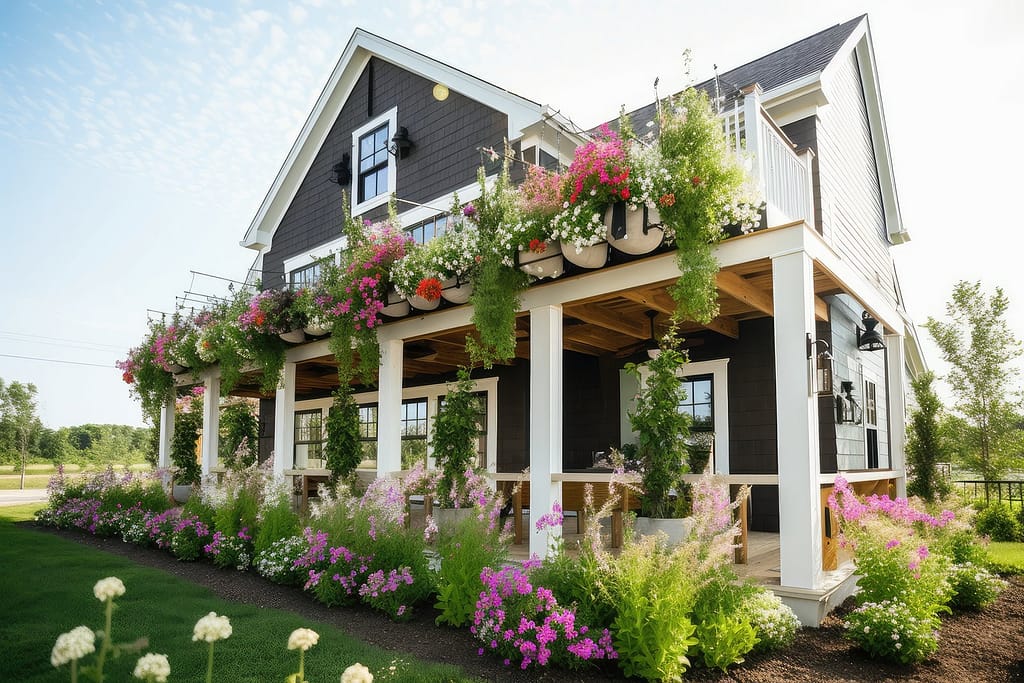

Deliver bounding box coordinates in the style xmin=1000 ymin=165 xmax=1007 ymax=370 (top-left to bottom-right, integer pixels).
xmin=1 ymin=0 xmax=1022 ymax=428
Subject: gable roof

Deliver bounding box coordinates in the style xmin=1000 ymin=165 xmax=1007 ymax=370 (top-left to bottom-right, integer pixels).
xmin=241 ymin=28 xmax=544 ymax=250
xmin=601 ymin=16 xmax=864 ymax=133
xmin=597 ymin=15 xmax=906 ymax=243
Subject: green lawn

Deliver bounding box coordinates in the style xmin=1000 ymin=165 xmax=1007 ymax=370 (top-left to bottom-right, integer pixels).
xmin=0 ymin=506 xmax=473 ymax=682
xmin=988 ymin=541 xmax=1024 ymax=573
xmin=0 ymin=475 xmax=54 ymax=490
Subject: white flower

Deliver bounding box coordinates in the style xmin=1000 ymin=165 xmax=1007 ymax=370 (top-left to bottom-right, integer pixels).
xmin=287 ymin=628 xmax=320 ymax=651
xmin=863 ymin=626 xmax=870 ymax=633
xmin=93 ymin=576 xmax=126 ymax=602
xmin=51 ymin=626 xmax=96 ymax=667
xmin=192 ymin=612 xmax=232 ymax=642
xmin=133 ymin=653 xmax=171 ymax=682
xmin=341 ymin=662 xmax=374 ymax=683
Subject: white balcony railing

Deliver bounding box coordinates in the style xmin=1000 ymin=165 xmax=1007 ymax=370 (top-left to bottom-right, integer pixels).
xmin=721 ymin=85 xmax=815 ymax=228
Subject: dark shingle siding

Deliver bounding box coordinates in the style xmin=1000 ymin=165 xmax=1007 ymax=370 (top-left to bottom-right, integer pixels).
xmin=262 ymin=57 xmax=509 ymax=288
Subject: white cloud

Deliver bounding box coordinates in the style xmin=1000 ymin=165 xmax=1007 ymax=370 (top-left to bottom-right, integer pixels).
xmin=289 ymin=4 xmax=308 ymax=24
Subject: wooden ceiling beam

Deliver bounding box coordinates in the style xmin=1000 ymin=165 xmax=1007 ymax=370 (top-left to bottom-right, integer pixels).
xmin=563 ymin=302 xmax=650 ymax=339
xmin=619 ymin=289 xmax=739 ymax=340
xmin=716 ymin=271 xmax=775 ymax=317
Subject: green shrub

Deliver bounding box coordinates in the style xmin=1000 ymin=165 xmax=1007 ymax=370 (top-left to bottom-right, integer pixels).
xmin=532 ymin=539 xmax=615 ymax=630
xmin=948 ymin=562 xmax=1007 ymax=610
xmin=254 ymin=491 xmax=300 ymax=558
xmin=843 ymin=599 xmax=940 ymax=664
xmin=974 ymin=502 xmax=1021 ymax=541
xmin=169 ymin=515 xmax=211 ymax=561
xmin=432 ymin=514 xmax=507 ymax=627
xmin=691 ymin=578 xmax=757 ymax=671
xmin=606 ymin=536 xmax=699 ymax=681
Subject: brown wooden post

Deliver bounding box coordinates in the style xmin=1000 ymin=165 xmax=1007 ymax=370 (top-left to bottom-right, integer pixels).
xmin=731 ymin=484 xmax=748 ymax=564
xmin=513 ymin=489 xmax=523 ymax=545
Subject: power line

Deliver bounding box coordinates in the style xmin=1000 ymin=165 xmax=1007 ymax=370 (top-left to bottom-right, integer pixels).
xmin=0 ymin=353 xmax=115 ymax=369
xmin=0 ymin=330 xmax=123 ymax=351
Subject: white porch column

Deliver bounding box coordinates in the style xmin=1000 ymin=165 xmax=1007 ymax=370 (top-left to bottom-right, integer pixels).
xmin=529 ymin=305 xmax=563 ymax=558
xmin=886 ymin=333 xmax=908 ymax=497
xmin=158 ymin=394 xmax=175 ymax=470
xmin=200 ymin=374 xmax=220 ymax=477
xmin=772 ymin=249 xmax=823 ymax=590
xmin=378 ymin=338 xmax=404 ymax=477
xmin=273 ymin=361 xmax=297 ymax=477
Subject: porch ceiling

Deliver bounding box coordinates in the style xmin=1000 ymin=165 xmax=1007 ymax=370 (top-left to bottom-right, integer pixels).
xmin=228 ymin=260 xmax=844 ymax=397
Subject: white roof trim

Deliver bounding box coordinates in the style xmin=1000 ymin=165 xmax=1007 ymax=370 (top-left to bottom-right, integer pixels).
xmin=820 ymin=17 xmax=907 ymax=243
xmin=241 ymin=28 xmax=544 ymax=250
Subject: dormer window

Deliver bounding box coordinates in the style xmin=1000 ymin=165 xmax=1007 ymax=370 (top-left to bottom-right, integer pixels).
xmin=351 ymin=108 xmax=398 ymax=216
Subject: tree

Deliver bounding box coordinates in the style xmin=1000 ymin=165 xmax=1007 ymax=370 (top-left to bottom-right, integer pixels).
xmin=905 ymin=372 xmax=951 ymax=502
xmin=925 ymin=281 xmax=1024 ymax=480
xmin=0 ymin=379 xmax=41 ymax=489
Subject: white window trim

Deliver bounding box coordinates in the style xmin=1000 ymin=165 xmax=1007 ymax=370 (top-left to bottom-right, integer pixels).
xmin=293 ymin=375 xmax=499 ymax=473
xmin=351 ymin=107 xmax=398 ymax=217
xmin=631 ymin=358 xmax=730 ymax=475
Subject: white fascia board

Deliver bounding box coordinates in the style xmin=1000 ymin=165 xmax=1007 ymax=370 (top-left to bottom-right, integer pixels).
xmin=240 ymin=28 xmax=545 ymax=251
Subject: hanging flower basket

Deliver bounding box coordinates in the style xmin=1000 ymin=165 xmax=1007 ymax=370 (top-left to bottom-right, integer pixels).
xmin=408 ymin=294 xmax=441 ymax=311
xmin=605 ymin=202 xmax=664 ymax=255
xmin=381 ymin=288 xmax=411 ymax=318
xmin=440 ymin=276 xmax=473 ymax=304
xmin=562 ymin=240 xmax=609 ymax=269
xmin=517 ymin=240 xmax=564 ymax=280
xmin=303 ymin=317 xmax=331 ymax=336
xmin=279 ymin=328 xmax=306 ymax=344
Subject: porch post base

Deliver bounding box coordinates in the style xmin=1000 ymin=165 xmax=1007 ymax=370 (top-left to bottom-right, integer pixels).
xmin=772 ymin=564 xmax=858 ymax=627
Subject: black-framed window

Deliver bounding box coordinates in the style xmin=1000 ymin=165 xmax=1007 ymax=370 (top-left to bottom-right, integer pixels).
xmin=406 ymin=214 xmax=448 ymax=245
xmin=679 ymin=375 xmax=713 ymax=431
xmin=290 ymin=262 xmax=322 ymax=289
xmin=864 ymin=381 xmax=878 ymax=426
xmin=356 ymin=404 xmax=378 ymax=470
xmin=437 ymin=391 xmax=487 ymax=469
xmin=358 ymin=123 xmax=389 ymax=204
xmin=294 ymin=409 xmax=323 ymax=469
xmin=401 ymin=398 xmax=428 ymax=469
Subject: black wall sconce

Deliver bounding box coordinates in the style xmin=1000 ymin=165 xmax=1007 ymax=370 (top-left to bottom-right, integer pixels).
xmin=389 ymin=126 xmax=413 ymax=159
xmin=857 ymin=311 xmax=885 ymax=351
xmin=835 ymin=380 xmax=863 ymax=424
xmin=330 ymin=154 xmax=351 ymax=187
xmin=807 ymin=335 xmax=834 ymax=396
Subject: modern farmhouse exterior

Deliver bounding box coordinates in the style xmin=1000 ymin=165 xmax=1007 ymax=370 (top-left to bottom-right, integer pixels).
xmin=158 ymin=15 xmax=925 ymax=625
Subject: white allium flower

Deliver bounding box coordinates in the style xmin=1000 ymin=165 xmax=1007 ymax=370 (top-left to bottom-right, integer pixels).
xmin=192 ymin=612 xmax=232 ymax=642
xmin=133 ymin=652 xmax=171 ymax=682
xmin=341 ymin=662 xmax=374 ymax=683
xmin=287 ymin=627 xmax=320 ymax=651
xmin=93 ymin=576 xmax=126 ymax=602
xmin=51 ymin=626 xmax=96 ymax=667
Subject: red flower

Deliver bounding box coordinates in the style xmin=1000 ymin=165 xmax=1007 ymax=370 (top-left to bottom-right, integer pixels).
xmin=254 ymin=312 xmax=266 ymax=326
xmin=620 ymin=187 xmax=631 ymax=200
xmin=528 ymin=239 xmax=547 ymax=254
xmin=658 ymin=192 xmax=676 ymax=207
xmin=691 ymin=176 xmax=701 ymax=186
xmin=122 ymin=371 xmax=134 ymax=385
xmin=415 ymin=277 xmax=443 ymax=302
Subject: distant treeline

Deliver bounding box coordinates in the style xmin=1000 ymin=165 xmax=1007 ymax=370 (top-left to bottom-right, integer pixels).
xmin=0 ymin=422 xmax=156 ymax=466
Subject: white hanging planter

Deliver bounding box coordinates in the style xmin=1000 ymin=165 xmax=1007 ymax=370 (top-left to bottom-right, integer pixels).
xmin=562 ymin=240 xmax=609 ymax=269
xmin=408 ymin=294 xmax=441 ymax=311
xmin=605 ymin=201 xmax=665 ymax=255
xmin=303 ymin=318 xmax=331 ymax=336
xmin=279 ymin=328 xmax=306 ymax=344
xmin=517 ymin=241 xmax=564 ymax=280
xmin=632 ymin=516 xmax=695 ymax=547
xmin=381 ymin=289 xmax=411 ymax=318
xmin=440 ymin=276 xmax=473 ymax=304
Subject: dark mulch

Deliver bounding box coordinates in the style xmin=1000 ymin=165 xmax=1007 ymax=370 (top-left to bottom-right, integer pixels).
xmin=24 ymin=523 xmax=1024 ymax=682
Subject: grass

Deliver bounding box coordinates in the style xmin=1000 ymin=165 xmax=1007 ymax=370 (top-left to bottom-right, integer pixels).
xmin=0 ymin=475 xmax=55 ymax=490
xmin=987 ymin=541 xmax=1024 ymax=574
xmin=0 ymin=506 xmax=474 ymax=682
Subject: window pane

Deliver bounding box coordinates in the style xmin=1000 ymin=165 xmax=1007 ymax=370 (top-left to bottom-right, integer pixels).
xmin=376 ymin=166 xmax=388 ymax=193
xmin=362 ymin=174 xmax=376 ymax=201
xmin=692 ymin=380 xmax=712 ymax=404
xmin=692 ymin=404 xmax=713 ymax=428
xmin=360 ymin=136 xmax=375 ymax=164
xmin=374 ymin=126 xmax=389 ymax=150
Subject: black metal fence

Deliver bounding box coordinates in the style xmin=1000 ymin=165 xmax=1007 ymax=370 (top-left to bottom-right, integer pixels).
xmin=956 ymin=480 xmax=1024 ymax=506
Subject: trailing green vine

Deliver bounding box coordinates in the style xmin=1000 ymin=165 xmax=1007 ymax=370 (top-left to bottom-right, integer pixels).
xmin=325 ymin=385 xmax=362 ymax=488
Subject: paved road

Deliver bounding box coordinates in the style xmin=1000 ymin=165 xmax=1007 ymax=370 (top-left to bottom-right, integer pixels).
xmin=0 ymin=489 xmax=49 ymax=506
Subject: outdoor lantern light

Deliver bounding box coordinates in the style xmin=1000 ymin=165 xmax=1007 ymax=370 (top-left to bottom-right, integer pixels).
xmin=807 ymin=335 xmax=834 ymax=396
xmin=389 ymin=127 xmax=414 ymax=159
xmin=330 ymin=154 xmax=351 ymax=187
xmin=432 ymin=83 xmax=450 ymax=101
xmin=856 ymin=311 xmax=885 ymax=352
xmin=644 ymin=310 xmax=661 ymax=360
